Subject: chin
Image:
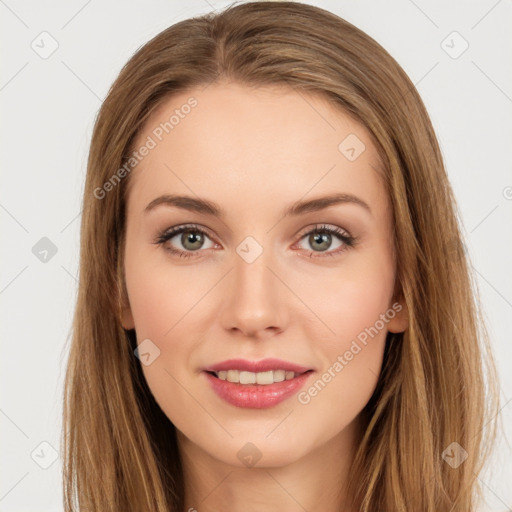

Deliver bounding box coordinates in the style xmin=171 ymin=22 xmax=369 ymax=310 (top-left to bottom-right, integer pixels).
xmin=206 ymin=432 xmax=312 ymax=469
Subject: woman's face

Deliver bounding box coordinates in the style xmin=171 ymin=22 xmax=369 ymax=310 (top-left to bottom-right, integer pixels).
xmin=121 ymin=81 xmax=408 ymax=468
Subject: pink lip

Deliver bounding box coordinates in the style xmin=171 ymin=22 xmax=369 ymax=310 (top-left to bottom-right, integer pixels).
xmin=203 ymin=370 xmax=314 ymax=409
xmin=203 ymin=358 xmax=313 ymax=374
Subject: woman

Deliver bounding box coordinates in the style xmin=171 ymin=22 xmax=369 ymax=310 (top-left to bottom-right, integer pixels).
xmin=61 ymin=2 xmax=501 ymax=510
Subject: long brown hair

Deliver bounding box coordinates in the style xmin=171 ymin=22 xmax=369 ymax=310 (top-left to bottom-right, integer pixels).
xmin=61 ymin=1 xmax=501 ymax=510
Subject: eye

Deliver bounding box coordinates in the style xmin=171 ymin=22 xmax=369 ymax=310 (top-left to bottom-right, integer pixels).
xmin=294 ymin=224 xmax=356 ymax=258
xmin=153 ymin=224 xmax=216 ymax=259
xmin=154 ymin=223 xmax=357 ymax=259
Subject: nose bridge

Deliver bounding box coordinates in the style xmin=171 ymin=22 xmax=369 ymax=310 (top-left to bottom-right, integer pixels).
xmin=234 ymin=245 xmax=272 ymax=298
xmin=220 ymin=235 xmax=286 ymax=336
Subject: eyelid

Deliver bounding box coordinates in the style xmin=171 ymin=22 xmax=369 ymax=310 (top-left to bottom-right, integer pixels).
xmin=157 ymin=223 xmax=216 ymax=240
xmin=155 ymin=223 xmax=218 ymax=246
xmin=292 ymin=223 xmax=356 ymax=257
xmin=295 ymin=223 xmax=351 ymax=239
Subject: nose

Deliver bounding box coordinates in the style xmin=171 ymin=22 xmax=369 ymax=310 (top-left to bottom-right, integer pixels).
xmin=219 ymin=247 xmax=288 ymax=339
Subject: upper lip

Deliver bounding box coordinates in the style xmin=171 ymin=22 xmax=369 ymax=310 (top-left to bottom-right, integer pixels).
xmin=203 ymin=358 xmax=313 ymax=374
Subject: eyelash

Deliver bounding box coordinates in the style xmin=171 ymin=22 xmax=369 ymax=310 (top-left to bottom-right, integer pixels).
xmin=153 ymin=223 xmax=357 ymax=260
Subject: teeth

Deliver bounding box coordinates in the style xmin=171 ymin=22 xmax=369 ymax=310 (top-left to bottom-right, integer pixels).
xmin=273 ymin=370 xmax=285 ymax=382
xmin=240 ymin=371 xmax=256 ymax=384
xmin=215 ymin=369 xmax=299 ymax=384
xmin=226 ymin=369 xmax=239 ymax=382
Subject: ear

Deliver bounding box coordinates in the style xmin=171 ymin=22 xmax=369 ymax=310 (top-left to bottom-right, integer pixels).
xmin=386 ymin=293 xmax=409 ymax=334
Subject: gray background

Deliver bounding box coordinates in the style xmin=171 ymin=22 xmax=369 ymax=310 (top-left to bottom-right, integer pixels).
xmin=1 ymin=0 xmax=511 ymax=510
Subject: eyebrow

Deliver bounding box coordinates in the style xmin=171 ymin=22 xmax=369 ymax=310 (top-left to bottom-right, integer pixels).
xmin=144 ymin=192 xmax=372 ymax=218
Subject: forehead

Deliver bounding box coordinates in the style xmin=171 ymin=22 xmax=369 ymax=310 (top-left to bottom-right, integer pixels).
xmin=126 ymin=81 xmax=387 ymax=219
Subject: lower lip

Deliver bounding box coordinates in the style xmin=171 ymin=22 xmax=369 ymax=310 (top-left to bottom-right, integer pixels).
xmin=203 ymin=371 xmax=314 ymax=409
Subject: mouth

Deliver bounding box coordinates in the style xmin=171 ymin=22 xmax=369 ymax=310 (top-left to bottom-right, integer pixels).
xmin=203 ymin=369 xmax=315 ymax=409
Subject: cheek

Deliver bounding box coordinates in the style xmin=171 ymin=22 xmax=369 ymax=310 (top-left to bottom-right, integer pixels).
xmin=124 ymin=247 xmax=204 ymax=340
xmin=299 ymin=252 xmax=394 ymax=407
xmin=326 ymin=277 xmax=392 ymax=346
xmin=294 ymin=284 xmax=391 ymax=443
xmin=123 ymin=254 xmax=204 ymax=427
xmin=306 ymin=252 xmax=395 ymax=349
xmin=320 ymin=279 xmax=389 ymax=384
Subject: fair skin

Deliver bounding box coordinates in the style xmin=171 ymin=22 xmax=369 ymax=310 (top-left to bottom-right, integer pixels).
xmin=121 ymin=80 xmax=408 ymax=512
